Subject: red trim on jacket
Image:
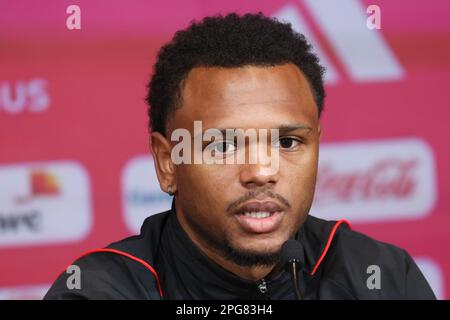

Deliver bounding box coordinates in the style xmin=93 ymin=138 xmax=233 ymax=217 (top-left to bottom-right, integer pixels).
xmin=69 ymin=219 xmax=352 ymax=297
xmin=72 ymin=248 xmax=163 ymax=298
xmin=310 ymin=220 xmax=352 ymax=276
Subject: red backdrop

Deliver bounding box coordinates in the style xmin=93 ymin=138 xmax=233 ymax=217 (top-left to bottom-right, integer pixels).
xmin=0 ymin=0 xmax=449 ymax=299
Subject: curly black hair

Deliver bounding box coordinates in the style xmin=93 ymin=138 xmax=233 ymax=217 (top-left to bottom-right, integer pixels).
xmin=146 ymin=12 xmax=326 ymax=136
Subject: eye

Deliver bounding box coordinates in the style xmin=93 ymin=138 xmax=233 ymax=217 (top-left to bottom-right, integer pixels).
xmin=273 ymin=137 xmax=302 ymax=150
xmin=208 ymin=140 xmax=237 ymax=154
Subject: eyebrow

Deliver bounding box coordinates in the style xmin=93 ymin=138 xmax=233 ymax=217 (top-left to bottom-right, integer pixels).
xmin=277 ymin=123 xmax=313 ymax=134
xmin=194 ymin=123 xmax=313 ymax=140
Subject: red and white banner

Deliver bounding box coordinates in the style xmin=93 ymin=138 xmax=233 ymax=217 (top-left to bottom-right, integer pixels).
xmin=0 ymin=0 xmax=449 ymax=299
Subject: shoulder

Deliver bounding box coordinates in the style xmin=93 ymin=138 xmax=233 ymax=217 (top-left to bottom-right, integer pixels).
xmin=306 ymin=215 xmax=435 ymax=299
xmin=306 ymin=215 xmax=412 ymax=265
xmin=44 ymin=211 xmax=171 ymax=300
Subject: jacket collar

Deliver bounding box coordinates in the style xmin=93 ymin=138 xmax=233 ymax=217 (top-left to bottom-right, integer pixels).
xmin=156 ymin=200 xmax=339 ymax=299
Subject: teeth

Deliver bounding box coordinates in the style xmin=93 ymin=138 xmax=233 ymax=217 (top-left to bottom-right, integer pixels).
xmin=243 ymin=211 xmax=271 ymax=219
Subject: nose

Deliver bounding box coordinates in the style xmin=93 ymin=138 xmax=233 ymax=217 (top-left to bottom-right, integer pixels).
xmin=239 ymin=162 xmax=279 ymax=188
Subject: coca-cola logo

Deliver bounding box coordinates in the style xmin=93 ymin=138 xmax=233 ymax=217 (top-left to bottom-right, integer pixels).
xmin=310 ymin=138 xmax=437 ymax=223
xmin=316 ymin=158 xmax=417 ymax=205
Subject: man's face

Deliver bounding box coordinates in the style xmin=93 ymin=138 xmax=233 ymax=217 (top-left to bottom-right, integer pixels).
xmin=166 ymin=63 xmax=321 ymax=266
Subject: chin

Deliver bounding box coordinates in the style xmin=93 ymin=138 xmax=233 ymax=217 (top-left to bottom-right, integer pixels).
xmin=233 ymin=235 xmax=285 ymax=254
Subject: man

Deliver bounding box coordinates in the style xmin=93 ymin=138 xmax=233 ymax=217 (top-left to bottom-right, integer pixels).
xmin=45 ymin=13 xmax=435 ymax=300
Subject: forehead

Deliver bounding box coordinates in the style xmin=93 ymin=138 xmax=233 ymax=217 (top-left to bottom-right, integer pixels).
xmin=168 ymin=64 xmax=318 ymax=132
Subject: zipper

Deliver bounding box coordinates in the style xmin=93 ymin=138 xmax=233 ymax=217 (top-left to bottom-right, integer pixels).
xmin=256 ymin=278 xmax=270 ymax=299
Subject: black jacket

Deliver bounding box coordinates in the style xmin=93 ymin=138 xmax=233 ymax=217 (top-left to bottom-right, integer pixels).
xmin=44 ymin=204 xmax=435 ymax=300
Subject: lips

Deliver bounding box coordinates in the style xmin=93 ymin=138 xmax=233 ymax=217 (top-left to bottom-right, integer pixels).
xmin=233 ymin=200 xmax=286 ymax=234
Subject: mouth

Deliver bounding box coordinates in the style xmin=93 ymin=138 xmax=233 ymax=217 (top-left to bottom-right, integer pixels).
xmin=233 ymin=201 xmax=285 ymax=234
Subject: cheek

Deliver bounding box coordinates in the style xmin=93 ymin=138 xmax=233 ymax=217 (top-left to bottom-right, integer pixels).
xmin=281 ymin=149 xmax=319 ymax=199
xmin=176 ymin=165 xmax=237 ymax=215
xmin=176 ymin=165 xmax=240 ymax=239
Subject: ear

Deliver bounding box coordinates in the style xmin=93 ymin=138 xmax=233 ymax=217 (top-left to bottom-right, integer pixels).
xmin=150 ymin=132 xmax=176 ymax=194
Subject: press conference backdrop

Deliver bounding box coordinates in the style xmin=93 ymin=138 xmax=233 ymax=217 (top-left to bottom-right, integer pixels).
xmin=0 ymin=0 xmax=449 ymax=299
